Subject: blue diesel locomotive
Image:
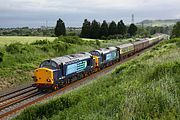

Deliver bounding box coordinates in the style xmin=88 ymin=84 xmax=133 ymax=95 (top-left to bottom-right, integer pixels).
xmin=33 ymin=52 xmax=95 ymax=90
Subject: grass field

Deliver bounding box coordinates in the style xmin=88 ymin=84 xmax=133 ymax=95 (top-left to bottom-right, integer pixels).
xmin=82 ymin=38 xmax=103 ymax=41
xmin=0 ymin=36 xmax=128 ymax=47
xmin=0 ymin=36 xmax=56 ymax=46
xmin=14 ymin=38 xmax=180 ymax=120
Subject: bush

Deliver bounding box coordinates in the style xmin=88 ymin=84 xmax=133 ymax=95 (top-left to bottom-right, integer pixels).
xmin=100 ymin=36 xmax=107 ymax=40
xmin=107 ymin=35 xmax=117 ymax=39
xmin=67 ymin=32 xmax=76 ymax=36
xmin=96 ymin=39 xmax=101 ymax=46
xmin=55 ymin=36 xmax=84 ymax=45
xmin=141 ymin=54 xmax=154 ymax=60
xmin=6 ymin=43 xmax=38 ymax=54
xmin=171 ymin=22 xmax=180 ymax=38
xmin=5 ymin=43 xmax=23 ymax=54
xmin=15 ymin=95 xmax=80 ymax=120
xmin=162 ymin=38 xmax=180 ymax=44
xmin=41 ymin=45 xmax=50 ymax=52
xmin=31 ymin=40 xmax=50 ymax=45
xmin=52 ymin=42 xmax=69 ymax=53
xmin=147 ymin=61 xmax=180 ymax=81
xmin=176 ymin=40 xmax=180 ymax=47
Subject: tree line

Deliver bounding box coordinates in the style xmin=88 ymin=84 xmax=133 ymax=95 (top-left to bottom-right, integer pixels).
xmin=171 ymin=22 xmax=180 ymax=38
xmin=55 ymin=18 xmax=138 ymax=39
xmin=1 ymin=18 xmax=178 ymax=38
xmin=0 ymin=27 xmax=55 ymax=36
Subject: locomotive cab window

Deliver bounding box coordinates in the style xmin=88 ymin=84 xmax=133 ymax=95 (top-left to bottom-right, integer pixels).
xmin=40 ymin=60 xmax=59 ymax=69
xmin=90 ymin=51 xmax=100 ymax=56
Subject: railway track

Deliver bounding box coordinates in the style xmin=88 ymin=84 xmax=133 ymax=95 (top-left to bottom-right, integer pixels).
xmin=0 ymin=45 xmax=155 ymax=120
xmin=0 ymin=86 xmax=33 ymax=99
xmin=0 ymin=91 xmax=40 ymax=110
xmin=0 ymin=86 xmax=45 ymax=119
xmin=0 ymin=87 xmax=36 ymax=103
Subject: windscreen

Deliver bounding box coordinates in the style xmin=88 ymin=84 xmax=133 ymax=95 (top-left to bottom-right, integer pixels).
xmin=40 ymin=60 xmax=59 ymax=69
xmin=90 ymin=51 xmax=100 ymax=56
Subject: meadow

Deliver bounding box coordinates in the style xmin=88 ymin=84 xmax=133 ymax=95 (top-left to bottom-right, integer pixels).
xmin=0 ymin=36 xmax=56 ymax=46
xmin=14 ymin=38 xmax=180 ymax=120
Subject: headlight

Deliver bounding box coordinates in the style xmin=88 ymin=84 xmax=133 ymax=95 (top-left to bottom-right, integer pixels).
xmin=47 ymin=79 xmax=51 ymax=82
xmin=32 ymin=76 xmax=38 ymax=82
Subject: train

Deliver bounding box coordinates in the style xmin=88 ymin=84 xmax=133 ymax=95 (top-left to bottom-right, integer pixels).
xmin=32 ymin=34 xmax=169 ymax=91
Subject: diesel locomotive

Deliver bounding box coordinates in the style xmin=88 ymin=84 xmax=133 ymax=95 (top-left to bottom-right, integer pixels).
xmin=33 ymin=34 xmax=169 ymax=90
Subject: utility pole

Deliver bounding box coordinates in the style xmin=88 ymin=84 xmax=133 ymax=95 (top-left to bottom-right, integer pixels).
xmin=46 ymin=20 xmax=47 ymax=40
xmin=151 ymin=20 xmax=153 ymax=27
xmin=142 ymin=22 xmax=144 ymax=29
xmin=132 ymin=14 xmax=134 ymax=24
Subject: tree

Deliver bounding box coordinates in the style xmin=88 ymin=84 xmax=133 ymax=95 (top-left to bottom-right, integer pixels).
xmin=128 ymin=23 xmax=137 ymax=36
xmin=100 ymin=20 xmax=108 ymax=38
xmin=137 ymin=27 xmax=150 ymax=37
xmin=117 ymin=20 xmax=127 ymax=36
xmin=0 ymin=52 xmax=3 ymax=62
xmin=54 ymin=18 xmax=66 ymax=36
xmin=171 ymin=22 xmax=180 ymax=38
xmin=96 ymin=39 xmax=101 ymax=46
xmin=81 ymin=19 xmax=91 ymax=38
xmin=108 ymin=21 xmax=117 ymax=35
xmin=90 ymin=20 xmax=100 ymax=39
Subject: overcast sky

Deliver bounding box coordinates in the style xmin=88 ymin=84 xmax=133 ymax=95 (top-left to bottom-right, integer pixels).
xmin=0 ymin=0 xmax=180 ymax=28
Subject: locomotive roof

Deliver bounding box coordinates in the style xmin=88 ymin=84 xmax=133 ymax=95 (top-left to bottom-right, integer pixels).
xmin=50 ymin=52 xmax=92 ymax=65
xmin=116 ymin=43 xmax=133 ymax=49
xmin=106 ymin=46 xmax=117 ymax=51
xmin=92 ymin=48 xmax=109 ymax=54
xmin=92 ymin=47 xmax=117 ymax=54
xmin=148 ymin=37 xmax=159 ymax=41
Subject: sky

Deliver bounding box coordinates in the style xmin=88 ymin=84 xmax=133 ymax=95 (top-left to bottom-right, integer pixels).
xmin=0 ymin=0 xmax=180 ymax=28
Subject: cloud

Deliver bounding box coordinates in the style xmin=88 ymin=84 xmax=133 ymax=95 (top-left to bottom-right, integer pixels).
xmin=1 ymin=0 xmax=180 ymax=13
xmin=0 ymin=0 xmax=180 ymax=27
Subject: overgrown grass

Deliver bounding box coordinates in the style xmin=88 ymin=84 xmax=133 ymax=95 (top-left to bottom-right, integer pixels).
xmin=0 ymin=36 xmax=123 ymax=90
xmin=14 ymin=38 xmax=180 ymax=120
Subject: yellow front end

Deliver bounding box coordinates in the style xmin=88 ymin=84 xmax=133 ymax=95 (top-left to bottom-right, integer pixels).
xmin=33 ymin=68 xmax=54 ymax=85
xmin=93 ymin=56 xmax=99 ymax=67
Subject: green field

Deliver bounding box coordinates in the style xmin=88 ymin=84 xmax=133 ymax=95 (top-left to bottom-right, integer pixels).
xmin=14 ymin=38 xmax=180 ymax=120
xmin=0 ymin=36 xmax=127 ymax=47
xmin=82 ymin=38 xmax=101 ymax=41
xmin=0 ymin=36 xmax=56 ymax=46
